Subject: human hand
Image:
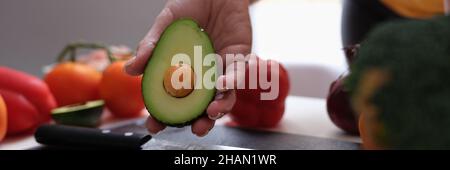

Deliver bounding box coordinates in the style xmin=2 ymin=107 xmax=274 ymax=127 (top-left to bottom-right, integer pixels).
xmin=124 ymin=0 xmax=252 ymax=137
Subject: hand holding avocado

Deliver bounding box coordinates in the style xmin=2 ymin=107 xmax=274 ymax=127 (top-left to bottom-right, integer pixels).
xmin=124 ymin=0 xmax=252 ymax=137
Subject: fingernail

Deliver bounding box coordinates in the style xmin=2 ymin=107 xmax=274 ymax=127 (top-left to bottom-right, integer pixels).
xmin=197 ymin=130 xmax=209 ymax=137
xmin=124 ymin=56 xmax=136 ymax=68
xmin=124 ymin=56 xmax=139 ymax=75
xmin=215 ymin=93 xmax=225 ymax=100
xmin=208 ymin=112 xmax=225 ymax=120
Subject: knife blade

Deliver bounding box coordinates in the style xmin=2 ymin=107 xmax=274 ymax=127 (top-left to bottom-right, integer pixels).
xmin=34 ymin=125 xmax=249 ymax=150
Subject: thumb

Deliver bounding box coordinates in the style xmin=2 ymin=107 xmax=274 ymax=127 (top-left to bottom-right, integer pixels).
xmin=125 ymin=7 xmax=175 ymax=76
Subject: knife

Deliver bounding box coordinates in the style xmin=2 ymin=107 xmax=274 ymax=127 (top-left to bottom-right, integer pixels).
xmin=34 ymin=124 xmax=249 ymax=150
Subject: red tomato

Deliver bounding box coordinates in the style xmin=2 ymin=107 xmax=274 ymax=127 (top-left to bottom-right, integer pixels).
xmin=100 ymin=61 xmax=144 ymax=118
xmin=0 ymin=89 xmax=40 ymax=136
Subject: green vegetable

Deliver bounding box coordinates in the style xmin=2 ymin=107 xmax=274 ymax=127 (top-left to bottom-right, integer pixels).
xmin=51 ymin=100 xmax=104 ymax=127
xmin=347 ymin=16 xmax=450 ymax=149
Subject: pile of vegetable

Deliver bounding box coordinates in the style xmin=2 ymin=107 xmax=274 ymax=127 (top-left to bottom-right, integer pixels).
xmin=0 ymin=42 xmax=144 ymax=142
xmin=0 ymin=67 xmax=57 ymax=137
xmin=45 ymin=43 xmax=144 ymax=119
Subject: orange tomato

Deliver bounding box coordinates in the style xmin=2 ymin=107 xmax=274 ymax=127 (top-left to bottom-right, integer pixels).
xmin=100 ymin=61 xmax=144 ymax=118
xmin=0 ymin=95 xmax=7 ymax=141
xmin=45 ymin=62 xmax=102 ymax=106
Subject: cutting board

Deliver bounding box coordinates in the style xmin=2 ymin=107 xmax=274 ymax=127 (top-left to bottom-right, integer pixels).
xmin=110 ymin=118 xmax=361 ymax=150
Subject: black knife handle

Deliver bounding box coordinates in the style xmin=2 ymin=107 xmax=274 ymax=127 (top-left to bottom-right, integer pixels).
xmin=35 ymin=125 xmax=151 ymax=150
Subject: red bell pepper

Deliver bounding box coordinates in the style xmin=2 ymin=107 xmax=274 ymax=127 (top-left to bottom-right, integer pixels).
xmin=0 ymin=89 xmax=41 ymax=135
xmin=230 ymin=57 xmax=290 ymax=128
xmin=0 ymin=67 xmax=57 ymax=135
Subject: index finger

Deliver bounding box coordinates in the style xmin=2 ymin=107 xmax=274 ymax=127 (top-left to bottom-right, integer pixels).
xmin=125 ymin=7 xmax=175 ymax=76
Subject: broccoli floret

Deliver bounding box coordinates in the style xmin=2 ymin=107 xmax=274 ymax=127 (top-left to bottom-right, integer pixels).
xmin=348 ymin=16 xmax=450 ymax=149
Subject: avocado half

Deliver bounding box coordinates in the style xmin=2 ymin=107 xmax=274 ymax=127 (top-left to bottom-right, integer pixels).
xmin=142 ymin=19 xmax=217 ymax=127
xmin=51 ymin=100 xmax=104 ymax=127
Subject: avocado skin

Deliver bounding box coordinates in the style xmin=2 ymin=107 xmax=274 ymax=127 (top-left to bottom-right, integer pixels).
xmin=347 ymin=16 xmax=450 ymax=149
xmin=141 ymin=18 xmax=216 ymax=127
xmin=52 ymin=106 xmax=104 ymax=127
xmin=146 ymin=107 xmax=206 ymax=128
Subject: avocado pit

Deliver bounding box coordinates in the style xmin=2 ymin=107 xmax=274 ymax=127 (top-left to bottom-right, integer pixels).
xmin=163 ymin=63 xmax=195 ymax=98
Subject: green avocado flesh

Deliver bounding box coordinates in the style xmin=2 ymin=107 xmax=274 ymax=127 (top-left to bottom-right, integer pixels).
xmin=51 ymin=100 xmax=104 ymax=127
xmin=142 ymin=19 xmax=216 ymax=126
